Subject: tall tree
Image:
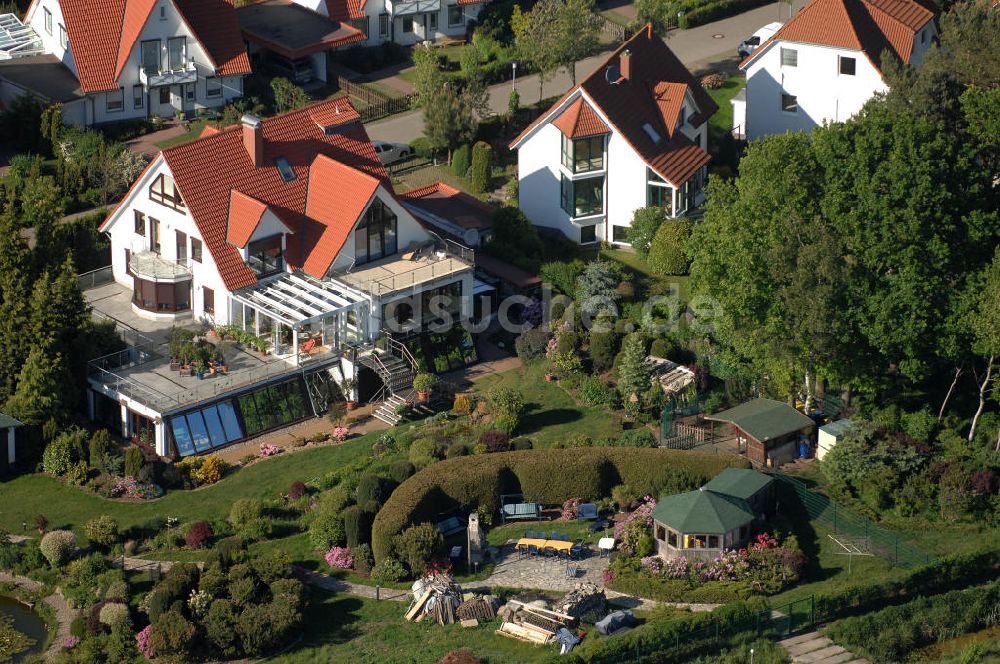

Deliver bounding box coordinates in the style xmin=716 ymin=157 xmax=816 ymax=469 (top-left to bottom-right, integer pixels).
xmin=0 ymin=196 xmax=32 ymax=403
xmin=511 ymin=0 xmax=561 ymax=101
xmin=935 ymin=0 xmax=1000 ymax=89
xmin=5 ymin=346 xmax=69 ymax=427
xmin=423 ymin=82 xmax=477 ymax=163
xmin=555 ymin=0 xmax=601 ymax=86
xmin=968 ymin=248 xmax=1000 ymax=444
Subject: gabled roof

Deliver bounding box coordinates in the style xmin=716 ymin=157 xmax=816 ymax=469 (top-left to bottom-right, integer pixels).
xmin=226 ymin=190 xmax=293 ymax=247
xmin=702 ymin=468 xmax=773 ymax=501
xmin=552 ymin=97 xmax=610 ymax=139
xmin=301 ymin=154 xmax=381 ymax=278
xmin=57 ymin=0 xmax=250 ymax=93
xmin=102 ymin=97 xmax=388 ymax=292
xmin=739 ymin=0 xmax=935 ymax=73
xmin=652 ymin=489 xmax=755 ymax=534
xmin=325 ymin=0 xmax=365 ymax=21
xmin=510 ymin=25 xmax=717 ymax=187
xmin=704 ymin=398 xmax=815 ymax=442
xmin=651 ymin=82 xmax=689 ymax=138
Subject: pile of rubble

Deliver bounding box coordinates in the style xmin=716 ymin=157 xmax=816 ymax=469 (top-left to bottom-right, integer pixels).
xmin=405 ymin=573 xmax=500 ymax=627
xmin=554 ymin=582 xmax=607 ymax=622
xmin=495 ymin=596 xmax=578 ymax=645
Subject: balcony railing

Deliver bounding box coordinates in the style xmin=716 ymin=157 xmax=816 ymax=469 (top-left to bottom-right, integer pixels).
xmin=385 ymin=0 xmax=441 ymax=15
xmin=130 ymin=251 xmax=192 ymax=282
xmin=139 ymin=61 xmax=197 ymax=88
xmin=248 ymin=254 xmax=285 ymax=278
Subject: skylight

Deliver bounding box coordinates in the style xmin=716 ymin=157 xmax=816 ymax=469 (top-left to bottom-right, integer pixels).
xmin=274 ymin=157 xmax=296 ymax=183
xmin=642 ymin=123 xmax=662 ymax=144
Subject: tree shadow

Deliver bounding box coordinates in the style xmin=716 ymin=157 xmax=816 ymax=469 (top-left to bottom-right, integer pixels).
xmin=518 ymin=407 xmax=583 ymax=434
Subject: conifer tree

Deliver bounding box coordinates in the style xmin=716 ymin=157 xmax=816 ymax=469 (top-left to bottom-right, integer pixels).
xmin=6 ymin=347 xmax=69 ymax=426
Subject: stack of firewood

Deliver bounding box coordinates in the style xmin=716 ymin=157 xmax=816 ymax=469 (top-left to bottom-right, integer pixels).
xmin=495 ymin=599 xmax=575 ymax=645
xmin=554 ymin=582 xmax=607 ymax=621
xmin=405 ymin=573 xmax=464 ymax=625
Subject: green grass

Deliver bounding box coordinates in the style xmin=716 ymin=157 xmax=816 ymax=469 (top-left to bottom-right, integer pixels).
xmin=153 ymin=119 xmax=212 ymax=149
xmin=600 ymin=8 xmax=632 ymax=26
xmin=486 ymin=519 xmax=604 ymax=548
xmin=706 ymin=74 xmax=745 ymax=149
xmin=590 ymin=246 xmax=692 ymax=301
xmin=0 ymin=432 xmax=380 ymax=538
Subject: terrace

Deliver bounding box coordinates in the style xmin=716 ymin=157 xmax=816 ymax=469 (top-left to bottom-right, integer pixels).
xmin=335 ymin=239 xmax=474 ymax=297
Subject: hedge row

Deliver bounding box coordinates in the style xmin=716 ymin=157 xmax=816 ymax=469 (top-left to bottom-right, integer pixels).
xmin=678 ymin=0 xmax=773 ymax=29
xmin=825 ymin=579 xmax=1000 ymax=662
xmin=371 ymin=448 xmax=747 ymax=562
xmin=814 ymin=547 xmax=1000 ymax=621
xmin=610 ymin=572 xmax=751 ymax=605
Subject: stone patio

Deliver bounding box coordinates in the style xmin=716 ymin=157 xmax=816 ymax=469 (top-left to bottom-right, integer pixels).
xmin=465 ymin=542 xmax=610 ymax=593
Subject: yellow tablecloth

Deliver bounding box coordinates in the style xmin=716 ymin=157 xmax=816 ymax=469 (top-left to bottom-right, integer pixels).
xmin=543 ymin=539 xmax=574 ymax=553
xmin=516 ymin=538 xmax=574 ymax=553
xmin=516 ymin=538 xmax=548 ymax=550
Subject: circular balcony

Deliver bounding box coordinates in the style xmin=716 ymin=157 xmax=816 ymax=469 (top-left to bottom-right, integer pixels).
xmin=129 ymin=251 xmax=193 ymax=319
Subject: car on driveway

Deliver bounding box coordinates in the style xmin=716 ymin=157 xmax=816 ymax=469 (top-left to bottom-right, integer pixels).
xmin=737 ymin=22 xmax=783 ymax=58
xmin=373 ymin=141 xmax=412 ymax=165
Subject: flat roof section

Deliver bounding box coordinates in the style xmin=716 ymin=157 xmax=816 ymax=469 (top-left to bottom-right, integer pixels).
xmin=237 ymin=0 xmax=365 ymax=60
xmin=0 ymin=54 xmax=84 ymax=103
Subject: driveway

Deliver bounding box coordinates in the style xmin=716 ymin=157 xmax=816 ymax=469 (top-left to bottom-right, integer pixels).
xmin=366 ymin=0 xmax=805 ymax=145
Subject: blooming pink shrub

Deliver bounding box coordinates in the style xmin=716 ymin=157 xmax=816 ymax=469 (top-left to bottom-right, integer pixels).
xmin=135 ymin=624 xmax=153 ymax=659
xmin=62 ymin=635 xmax=80 ymax=649
xmin=615 ymin=496 xmax=657 ymax=556
xmin=111 ymin=476 xmax=145 ymax=499
xmin=559 ymin=498 xmax=582 ymax=521
xmin=752 ymin=532 xmax=778 ymax=551
xmin=325 ymin=546 xmax=353 ymax=570
xmin=259 ymin=443 xmax=282 ymax=457
xmin=332 ymin=426 xmax=349 ymax=442
xmin=601 ymin=568 xmax=616 ymax=585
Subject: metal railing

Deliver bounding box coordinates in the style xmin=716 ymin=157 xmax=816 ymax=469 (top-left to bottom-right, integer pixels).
xmin=359 ymin=241 xmax=474 ymax=296
xmin=89 ymin=309 xmax=157 ymax=356
xmin=771 ymin=472 xmax=932 ymax=569
xmin=130 ymin=252 xmax=192 ymax=281
xmin=78 ymin=265 xmax=115 ymax=291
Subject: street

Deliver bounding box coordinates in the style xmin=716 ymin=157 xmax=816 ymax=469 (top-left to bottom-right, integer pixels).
xmin=366 ymin=0 xmax=803 ymax=144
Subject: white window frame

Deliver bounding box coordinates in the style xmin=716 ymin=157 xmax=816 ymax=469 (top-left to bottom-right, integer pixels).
xmin=133 ymin=84 xmax=144 ymax=109
xmin=58 ymin=24 xmax=67 ymax=49
xmin=205 ymin=76 xmax=222 ymax=98
xmin=106 ymin=87 xmax=124 ymax=113
xmin=781 ymin=92 xmax=797 ymax=114
xmin=378 ymin=13 xmax=390 ymax=37
xmin=838 ymin=56 xmax=856 ymax=76
xmin=43 ymin=8 xmax=52 ymax=34
xmin=447 ymin=4 xmax=463 ymax=27
xmin=780 ymin=47 xmax=797 ymax=67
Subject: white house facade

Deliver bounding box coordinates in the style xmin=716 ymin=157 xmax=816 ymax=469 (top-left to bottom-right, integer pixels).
xmin=510 ymin=26 xmax=716 ymax=245
xmin=291 ymin=0 xmax=486 ymax=47
xmin=13 ymin=0 xmax=249 ymax=126
xmin=92 ymin=99 xmax=474 ymax=457
xmin=733 ymin=0 xmax=936 ymax=139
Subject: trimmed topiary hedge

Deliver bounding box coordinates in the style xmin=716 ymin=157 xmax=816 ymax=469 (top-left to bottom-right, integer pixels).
xmin=372 ymin=448 xmax=748 ymax=562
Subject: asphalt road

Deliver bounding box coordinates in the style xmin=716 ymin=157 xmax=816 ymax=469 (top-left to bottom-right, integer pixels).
xmin=366 ymin=0 xmax=803 ymax=144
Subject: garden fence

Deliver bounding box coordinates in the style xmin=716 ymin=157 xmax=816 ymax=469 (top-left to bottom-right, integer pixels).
xmin=597 ymin=14 xmax=629 ymax=42
xmin=588 ymin=596 xmax=816 ymax=664
xmin=77 ymin=265 xmax=114 ymax=290
xmin=771 ymin=472 xmax=932 ymax=569
xmin=334 ymin=75 xmax=415 ymax=123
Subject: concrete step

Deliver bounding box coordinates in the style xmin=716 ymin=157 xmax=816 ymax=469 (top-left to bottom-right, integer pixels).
xmin=812 ymin=653 xmax=859 ymax=664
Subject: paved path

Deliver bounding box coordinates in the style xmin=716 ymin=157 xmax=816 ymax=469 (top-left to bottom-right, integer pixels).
xmin=779 ymin=631 xmax=870 ymax=664
xmin=367 ymin=1 xmax=806 ymax=144
xmin=125 ymin=123 xmax=188 ymax=156
xmin=0 ymin=571 xmax=79 ymax=660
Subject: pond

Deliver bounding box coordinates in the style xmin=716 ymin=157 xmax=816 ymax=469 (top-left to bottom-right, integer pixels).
xmin=0 ymin=595 xmax=47 ymax=662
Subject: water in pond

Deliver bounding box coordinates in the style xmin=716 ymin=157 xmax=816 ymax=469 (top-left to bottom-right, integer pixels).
xmin=0 ymin=595 xmax=47 ymax=661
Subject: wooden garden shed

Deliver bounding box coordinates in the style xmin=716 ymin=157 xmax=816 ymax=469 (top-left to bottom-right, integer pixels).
xmin=650 ymin=488 xmax=755 ymax=561
xmin=704 ymin=399 xmax=815 ymax=468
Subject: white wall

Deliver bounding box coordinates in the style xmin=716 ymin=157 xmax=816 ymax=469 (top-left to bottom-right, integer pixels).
xmin=517 ymin=121 xmax=571 ymax=237
xmin=26 ymin=0 xmax=77 ymax=77
xmin=605 ymin=127 xmax=648 ymax=243
xmin=907 ymin=21 xmax=937 ymax=67
xmin=744 ymin=41 xmax=886 ymax=139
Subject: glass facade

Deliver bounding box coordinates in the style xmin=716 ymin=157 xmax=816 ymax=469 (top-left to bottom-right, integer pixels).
xmin=561 ymin=134 xmax=605 ymax=173
xmin=354 ymin=199 xmax=398 ymax=265
xmin=560 ymin=174 xmax=604 ymax=218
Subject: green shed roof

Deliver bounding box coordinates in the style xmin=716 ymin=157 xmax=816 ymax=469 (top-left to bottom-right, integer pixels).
xmin=702 ymin=468 xmax=773 ymax=500
xmin=0 ymin=413 xmax=22 ymax=429
xmin=652 ymin=489 xmax=754 ymax=534
xmin=820 ymin=419 xmax=854 ymax=438
xmin=704 ymin=398 xmax=814 ymax=442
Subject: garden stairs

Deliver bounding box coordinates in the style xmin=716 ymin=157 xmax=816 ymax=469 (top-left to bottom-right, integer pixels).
xmin=360 ymin=338 xmax=418 ymax=426
xmin=779 ymin=631 xmax=870 ymax=664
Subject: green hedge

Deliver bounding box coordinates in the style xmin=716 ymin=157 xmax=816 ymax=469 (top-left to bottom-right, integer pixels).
xmin=814 ymin=547 xmax=1000 ymax=621
xmin=609 ymin=570 xmax=751 ymax=604
xmin=825 ymin=580 xmax=1000 ymax=662
xmin=371 ymin=448 xmax=747 ymax=562
xmin=678 ymin=0 xmax=773 ymax=29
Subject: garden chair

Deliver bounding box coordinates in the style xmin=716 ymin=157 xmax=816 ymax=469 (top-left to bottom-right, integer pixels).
xmin=570 ymin=540 xmax=585 ymax=560
xmin=551 ymin=531 xmax=562 ymax=541
xmin=565 ymin=565 xmax=579 ymax=579
xmin=543 ymin=546 xmax=557 ymax=559
xmin=527 ymin=544 xmax=539 ymax=558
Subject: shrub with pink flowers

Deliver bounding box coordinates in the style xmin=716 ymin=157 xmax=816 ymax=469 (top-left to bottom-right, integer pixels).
xmin=325 ymin=546 xmax=353 ymax=570
xmin=615 ymin=496 xmax=657 ymax=556
xmin=332 ymin=426 xmax=349 ymax=442
xmin=135 ymin=624 xmax=153 ymax=659
xmin=111 ymin=476 xmax=145 ymax=498
xmin=559 ymin=498 xmax=582 ymax=521
xmin=259 ymin=443 xmax=282 ymax=457
xmin=62 ymin=635 xmax=80 ymax=649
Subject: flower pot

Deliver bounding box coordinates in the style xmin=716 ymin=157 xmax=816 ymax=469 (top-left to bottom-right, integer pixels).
xmin=260 ymin=351 xmax=267 ymax=357
xmin=417 ymin=391 xmax=428 ymax=402
xmin=544 ymin=373 xmax=555 ymax=382
xmin=197 ymin=371 xmax=204 ymax=380
xmin=346 ymin=400 xmax=357 ymax=411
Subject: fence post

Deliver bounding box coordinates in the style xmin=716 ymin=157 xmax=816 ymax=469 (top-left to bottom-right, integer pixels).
xmin=833 ymin=502 xmax=838 ymax=532
xmin=810 ymin=594 xmax=815 ymax=628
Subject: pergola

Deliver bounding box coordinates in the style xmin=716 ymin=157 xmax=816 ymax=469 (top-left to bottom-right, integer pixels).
xmin=231 ymin=271 xmax=371 ymax=364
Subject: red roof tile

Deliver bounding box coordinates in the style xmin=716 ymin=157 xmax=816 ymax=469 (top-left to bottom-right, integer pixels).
xmin=552 ymin=98 xmax=610 ymax=139
xmin=301 ymin=154 xmax=380 ymax=278
xmin=651 ymin=81 xmax=689 ymax=138
xmin=309 ymin=100 xmax=361 ymax=131
xmin=226 ymin=190 xmax=269 ymax=247
xmin=174 ymin=0 xmax=253 ymax=77
xmin=325 ymin=0 xmax=365 ymax=21
xmin=199 ymin=125 xmax=220 ymax=138
xmin=115 ymin=0 xmax=158 ymax=80
xmin=399 ymin=182 xmax=495 ymax=231
xmin=153 ymin=97 xmax=388 ymax=291
xmin=58 ymin=0 xmax=126 ymax=92
xmin=511 ymin=25 xmax=717 ymax=187
xmin=740 ymin=0 xmax=934 ymax=72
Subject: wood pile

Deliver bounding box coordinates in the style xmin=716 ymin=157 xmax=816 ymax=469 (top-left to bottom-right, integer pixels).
xmin=405 ymin=573 xmax=464 ymax=625
xmin=456 ymin=595 xmax=499 ymax=621
xmin=495 ymin=599 xmax=575 ymax=645
xmin=554 ymin=582 xmax=607 ymax=621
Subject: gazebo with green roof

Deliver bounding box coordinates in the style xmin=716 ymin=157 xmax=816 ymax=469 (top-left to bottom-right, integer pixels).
xmin=651 ymin=488 xmax=755 ymax=560
xmin=702 ymin=468 xmax=775 ymax=517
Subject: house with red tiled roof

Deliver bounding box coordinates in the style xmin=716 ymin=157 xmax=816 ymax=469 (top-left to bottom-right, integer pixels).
xmin=509 ymin=26 xmax=717 ymax=246
xmin=288 ymin=0 xmax=488 ymax=46
xmin=91 ymin=97 xmax=474 ymax=457
xmin=16 ymin=0 xmax=250 ymax=126
xmin=733 ymin=0 xmax=936 ymax=139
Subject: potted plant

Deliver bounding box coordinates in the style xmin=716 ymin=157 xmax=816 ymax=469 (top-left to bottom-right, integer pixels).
xmin=195 ymin=359 xmax=206 ymax=380
xmin=543 ymin=359 xmax=556 ymax=382
xmin=413 ymin=373 xmax=438 ymax=402
xmin=341 ymin=377 xmax=358 ymax=410
xmin=252 ymin=335 xmax=269 ymax=357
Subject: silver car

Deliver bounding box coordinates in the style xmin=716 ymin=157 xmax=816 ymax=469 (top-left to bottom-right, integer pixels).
xmin=373 ymin=141 xmax=412 ymax=165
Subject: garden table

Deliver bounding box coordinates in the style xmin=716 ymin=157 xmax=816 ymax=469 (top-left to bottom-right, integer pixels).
xmin=543 ymin=540 xmax=573 ymax=554
xmin=598 ymin=537 xmax=615 ymax=557
xmin=516 ymin=538 xmax=548 ymax=551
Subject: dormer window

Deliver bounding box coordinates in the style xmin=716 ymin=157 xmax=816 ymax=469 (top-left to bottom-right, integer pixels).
xmin=642 ymin=123 xmax=662 ymax=144
xmin=560 ymin=134 xmax=604 ymax=173
xmin=247 ymin=235 xmax=284 ymax=276
xmin=275 ymin=157 xmax=295 ymax=183
xmin=679 ymin=107 xmax=686 ymax=128
xmin=149 ymin=174 xmax=185 ymax=213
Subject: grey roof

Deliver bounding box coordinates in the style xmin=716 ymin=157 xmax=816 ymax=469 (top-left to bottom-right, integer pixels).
xmin=820 ymin=419 xmax=854 ymax=438
xmin=704 ymin=398 xmax=815 ymax=441
xmin=652 ymin=488 xmax=754 ymax=534
xmin=703 ymin=468 xmax=773 ymax=500
xmin=0 ymin=412 xmax=23 ymax=428
xmin=0 ymin=54 xmax=85 ymax=103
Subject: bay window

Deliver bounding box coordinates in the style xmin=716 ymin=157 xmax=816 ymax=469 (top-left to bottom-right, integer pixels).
xmin=560 ymin=174 xmax=604 ymax=218
xmin=646 ymin=168 xmax=673 ymax=215
xmin=561 ymin=134 xmax=604 ymax=173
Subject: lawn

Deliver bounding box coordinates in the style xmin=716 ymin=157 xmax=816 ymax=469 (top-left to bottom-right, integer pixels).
xmin=705 ymin=73 xmax=745 ymax=151
xmin=0 ymin=432 xmax=380 ymax=538
xmin=153 ymin=119 xmax=212 ymax=150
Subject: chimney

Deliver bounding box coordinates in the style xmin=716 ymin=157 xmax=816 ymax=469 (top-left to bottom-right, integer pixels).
xmin=241 ymin=114 xmax=263 ymax=168
xmin=620 ymin=49 xmax=632 ymax=82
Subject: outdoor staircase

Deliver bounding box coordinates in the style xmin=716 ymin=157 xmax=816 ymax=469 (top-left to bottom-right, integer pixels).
xmin=372 ymin=392 xmax=412 ymax=426
xmin=360 ymin=337 xmax=419 ymax=426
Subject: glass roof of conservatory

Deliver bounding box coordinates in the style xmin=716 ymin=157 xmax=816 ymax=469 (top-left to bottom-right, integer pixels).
xmin=0 ymin=14 xmax=44 ymax=60
xmin=231 ymin=271 xmax=369 ymax=328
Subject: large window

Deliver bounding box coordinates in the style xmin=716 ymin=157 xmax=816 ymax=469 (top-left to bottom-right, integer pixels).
xmin=780 ymin=47 xmax=797 ymax=67
xmin=205 ymin=76 xmax=222 ymax=98
xmin=238 ymin=380 xmax=308 ymax=437
xmin=560 ymin=174 xmax=604 ymax=218
xmin=354 ymin=198 xmax=398 ymax=265
xmin=447 ymin=4 xmax=463 ymax=26
xmin=647 ymin=168 xmax=674 ymax=215
xmin=141 ymin=40 xmax=160 ymax=75
xmin=839 ymin=56 xmax=856 ymax=76
xmin=247 ymin=235 xmax=283 ymax=276
xmin=106 ymin=87 xmax=124 ymax=113
xmin=561 ymin=134 xmax=604 ymax=173
xmin=167 ymin=36 xmax=186 ymax=70
xmin=149 ymin=174 xmax=185 ymax=212
xmin=132 ymin=277 xmax=191 ymax=313
xmin=169 ymin=400 xmax=244 ymax=456
xmin=128 ymin=409 xmax=155 ymax=447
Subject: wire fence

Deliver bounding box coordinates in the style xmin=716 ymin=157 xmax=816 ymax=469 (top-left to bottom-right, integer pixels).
xmin=771 ymin=472 xmax=932 ymax=569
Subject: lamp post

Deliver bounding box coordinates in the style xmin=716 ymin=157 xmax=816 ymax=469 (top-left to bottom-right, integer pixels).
xmin=750 ymin=648 xmax=755 ymax=664
xmin=511 ymin=60 xmax=518 ymax=92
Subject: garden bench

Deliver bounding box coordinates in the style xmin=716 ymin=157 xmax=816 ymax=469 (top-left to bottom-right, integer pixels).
xmin=435 ymin=516 xmax=466 ymax=538
xmin=501 ymin=502 xmax=541 ymax=522
xmin=576 ymin=503 xmax=599 ymax=520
